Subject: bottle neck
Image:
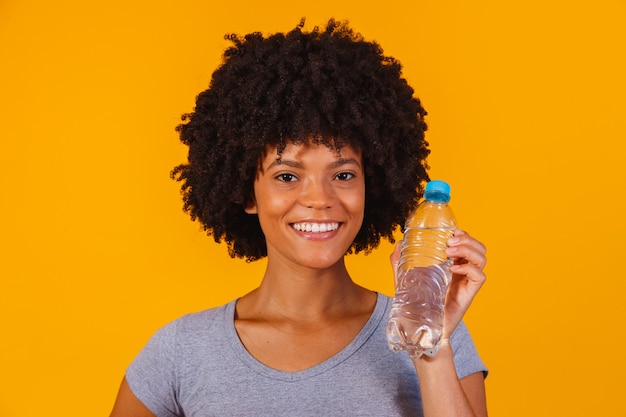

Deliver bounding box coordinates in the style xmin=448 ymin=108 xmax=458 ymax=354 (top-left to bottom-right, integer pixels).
xmin=424 ymin=191 xmax=450 ymax=204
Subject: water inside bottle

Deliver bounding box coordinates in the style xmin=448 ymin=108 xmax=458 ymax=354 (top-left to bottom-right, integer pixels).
xmin=387 ymin=227 xmax=455 ymax=357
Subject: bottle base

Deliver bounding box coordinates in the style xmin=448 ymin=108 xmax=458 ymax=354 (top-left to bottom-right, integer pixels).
xmin=386 ymin=319 xmax=442 ymax=358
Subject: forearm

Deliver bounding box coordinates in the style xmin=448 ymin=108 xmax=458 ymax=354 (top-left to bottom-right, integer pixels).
xmin=412 ymin=342 xmax=486 ymax=417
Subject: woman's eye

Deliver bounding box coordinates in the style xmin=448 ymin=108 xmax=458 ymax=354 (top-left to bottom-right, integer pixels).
xmin=335 ymin=172 xmax=355 ymax=181
xmin=276 ymin=173 xmax=297 ymax=182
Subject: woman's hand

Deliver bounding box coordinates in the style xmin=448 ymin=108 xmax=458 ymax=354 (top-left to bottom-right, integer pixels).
xmin=441 ymin=229 xmax=487 ymax=341
xmin=390 ymin=229 xmax=487 ymax=341
xmin=391 ymin=229 xmax=488 ymax=416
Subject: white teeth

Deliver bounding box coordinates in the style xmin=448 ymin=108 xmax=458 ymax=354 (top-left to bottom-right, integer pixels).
xmin=292 ymin=222 xmax=339 ymax=233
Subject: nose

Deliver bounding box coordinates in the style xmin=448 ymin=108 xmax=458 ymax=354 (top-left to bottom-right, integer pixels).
xmin=300 ymin=178 xmax=334 ymax=209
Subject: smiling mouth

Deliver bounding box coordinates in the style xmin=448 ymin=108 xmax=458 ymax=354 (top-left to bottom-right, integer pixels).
xmin=291 ymin=222 xmax=340 ymax=233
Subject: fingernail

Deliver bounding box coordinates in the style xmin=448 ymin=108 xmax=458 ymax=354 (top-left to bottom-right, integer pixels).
xmin=448 ymin=237 xmax=460 ymax=245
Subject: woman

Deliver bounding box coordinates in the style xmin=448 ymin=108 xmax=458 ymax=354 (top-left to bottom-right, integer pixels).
xmin=110 ymin=18 xmax=488 ymax=416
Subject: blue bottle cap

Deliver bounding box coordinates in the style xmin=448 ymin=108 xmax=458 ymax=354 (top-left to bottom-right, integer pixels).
xmin=424 ymin=180 xmax=451 ymax=202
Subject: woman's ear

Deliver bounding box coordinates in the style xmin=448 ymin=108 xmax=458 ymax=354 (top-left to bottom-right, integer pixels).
xmin=245 ymin=161 xmax=261 ymax=214
xmin=244 ymin=197 xmax=257 ymax=214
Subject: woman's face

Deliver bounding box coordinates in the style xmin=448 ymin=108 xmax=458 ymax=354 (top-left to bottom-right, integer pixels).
xmin=245 ymin=141 xmax=365 ymax=270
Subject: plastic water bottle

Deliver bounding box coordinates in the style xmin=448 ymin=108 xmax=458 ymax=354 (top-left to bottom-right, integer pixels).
xmin=387 ymin=180 xmax=457 ymax=358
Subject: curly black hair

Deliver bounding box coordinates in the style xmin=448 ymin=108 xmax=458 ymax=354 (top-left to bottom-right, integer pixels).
xmin=171 ymin=18 xmax=430 ymax=261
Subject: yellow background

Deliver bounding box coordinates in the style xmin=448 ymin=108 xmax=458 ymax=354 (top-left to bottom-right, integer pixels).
xmin=1 ymin=0 xmax=625 ymax=416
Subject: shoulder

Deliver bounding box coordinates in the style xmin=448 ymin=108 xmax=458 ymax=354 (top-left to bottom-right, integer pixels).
xmin=126 ymin=299 xmax=237 ymax=386
xmin=449 ymin=323 xmax=488 ymax=379
xmin=136 ymin=300 xmax=235 ymax=356
xmin=172 ymin=301 xmax=233 ymax=332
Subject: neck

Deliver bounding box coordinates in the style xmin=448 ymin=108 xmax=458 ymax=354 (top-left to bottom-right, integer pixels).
xmin=240 ymin=257 xmax=369 ymax=322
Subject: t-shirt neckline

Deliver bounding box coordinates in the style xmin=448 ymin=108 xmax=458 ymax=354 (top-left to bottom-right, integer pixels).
xmin=224 ymin=292 xmax=388 ymax=382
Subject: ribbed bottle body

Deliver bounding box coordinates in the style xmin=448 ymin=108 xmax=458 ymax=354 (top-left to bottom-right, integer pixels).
xmin=387 ymin=181 xmax=456 ymax=358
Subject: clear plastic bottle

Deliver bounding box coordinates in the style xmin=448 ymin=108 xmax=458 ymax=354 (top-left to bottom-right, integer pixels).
xmin=387 ymin=180 xmax=457 ymax=358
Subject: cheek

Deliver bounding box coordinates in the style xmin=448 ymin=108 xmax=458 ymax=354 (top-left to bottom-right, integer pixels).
xmin=256 ymin=192 xmax=292 ymax=216
xmin=345 ymin=190 xmax=366 ymax=215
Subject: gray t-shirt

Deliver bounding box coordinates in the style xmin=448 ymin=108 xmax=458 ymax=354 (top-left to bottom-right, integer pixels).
xmin=126 ymin=293 xmax=486 ymax=417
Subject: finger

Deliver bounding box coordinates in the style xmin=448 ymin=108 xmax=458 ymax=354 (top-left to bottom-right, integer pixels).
xmin=446 ymin=231 xmax=487 ymax=270
xmin=389 ymin=241 xmax=402 ymax=270
xmin=449 ymin=229 xmax=486 ymax=255
xmin=447 ymin=244 xmax=487 ymax=270
xmin=389 ymin=242 xmax=402 ymax=267
xmin=450 ymin=262 xmax=487 ymax=287
xmin=389 ymin=242 xmax=402 ymax=286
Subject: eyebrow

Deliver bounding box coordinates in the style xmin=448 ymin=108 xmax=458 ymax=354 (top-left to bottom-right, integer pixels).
xmin=266 ymin=157 xmax=362 ymax=170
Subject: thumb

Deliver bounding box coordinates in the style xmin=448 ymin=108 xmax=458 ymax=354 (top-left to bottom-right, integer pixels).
xmin=390 ymin=241 xmax=402 ymax=285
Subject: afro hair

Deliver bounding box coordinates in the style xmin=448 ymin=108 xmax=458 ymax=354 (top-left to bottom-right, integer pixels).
xmin=171 ymin=18 xmax=430 ymax=261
